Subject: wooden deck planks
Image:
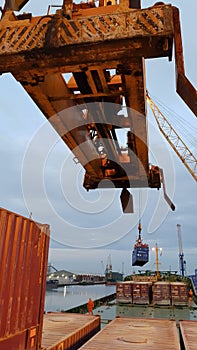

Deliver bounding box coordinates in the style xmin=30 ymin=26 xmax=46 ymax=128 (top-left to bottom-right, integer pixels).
xmin=79 ymin=317 xmax=181 ymax=350
xmin=41 ymin=313 xmax=100 ymax=350
xmin=180 ymin=320 xmax=197 ymax=350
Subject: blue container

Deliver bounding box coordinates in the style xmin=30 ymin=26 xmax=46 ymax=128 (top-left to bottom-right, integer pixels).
xmin=132 ymin=246 xmax=149 ymax=266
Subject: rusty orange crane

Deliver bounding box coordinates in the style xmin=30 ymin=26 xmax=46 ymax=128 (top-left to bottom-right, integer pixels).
xmin=0 ymin=0 xmax=196 ymax=212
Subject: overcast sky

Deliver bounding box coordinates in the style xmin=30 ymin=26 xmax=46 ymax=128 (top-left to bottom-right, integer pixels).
xmin=0 ymin=0 xmax=196 ymax=276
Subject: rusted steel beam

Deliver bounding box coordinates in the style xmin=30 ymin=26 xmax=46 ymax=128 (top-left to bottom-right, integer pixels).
xmin=0 ymin=36 xmax=173 ymax=76
xmin=14 ymin=70 xmax=103 ymax=179
xmin=4 ymin=0 xmax=30 ymax=11
xmin=121 ymin=58 xmax=149 ymax=177
xmin=48 ymin=91 xmax=123 ymax=101
xmin=0 ymin=6 xmax=174 ymax=75
xmin=173 ymin=7 xmax=197 ymax=116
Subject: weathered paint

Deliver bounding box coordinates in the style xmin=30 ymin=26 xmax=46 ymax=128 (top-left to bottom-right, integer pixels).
xmin=41 ymin=313 xmax=100 ymax=350
xmin=171 ymin=282 xmax=188 ymax=306
xmin=0 ymin=6 xmax=173 ymax=55
xmin=0 ymin=207 xmax=50 ymax=350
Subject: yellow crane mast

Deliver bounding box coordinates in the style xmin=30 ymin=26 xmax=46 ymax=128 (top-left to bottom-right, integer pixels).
xmin=147 ymin=93 xmax=197 ymax=182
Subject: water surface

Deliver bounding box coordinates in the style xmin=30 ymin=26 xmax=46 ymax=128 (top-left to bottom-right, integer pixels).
xmin=45 ymin=284 xmax=115 ymax=312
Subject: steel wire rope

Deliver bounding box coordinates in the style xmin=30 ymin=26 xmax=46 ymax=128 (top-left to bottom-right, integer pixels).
xmin=148 ymin=94 xmax=197 ymax=154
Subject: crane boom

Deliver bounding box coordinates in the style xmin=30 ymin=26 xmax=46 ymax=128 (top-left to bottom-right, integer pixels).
xmin=147 ymin=93 xmax=197 ymax=182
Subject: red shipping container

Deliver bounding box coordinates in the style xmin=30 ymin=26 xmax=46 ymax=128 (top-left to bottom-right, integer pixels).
xmin=0 ymin=207 xmax=50 ymax=350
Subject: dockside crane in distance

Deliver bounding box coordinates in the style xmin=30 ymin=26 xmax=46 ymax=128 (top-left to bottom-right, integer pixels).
xmin=101 ymin=260 xmax=105 ymax=276
xmin=177 ymin=224 xmax=186 ymax=277
xmin=105 ymin=254 xmax=113 ymax=281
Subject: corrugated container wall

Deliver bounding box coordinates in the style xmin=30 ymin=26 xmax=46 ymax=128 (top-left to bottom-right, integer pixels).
xmin=171 ymin=282 xmax=188 ymax=306
xmin=0 ymin=208 xmax=50 ymax=350
xmin=116 ymin=282 xmax=132 ymax=303
xmin=132 ymin=282 xmax=152 ymax=304
xmin=153 ymin=282 xmax=171 ymax=306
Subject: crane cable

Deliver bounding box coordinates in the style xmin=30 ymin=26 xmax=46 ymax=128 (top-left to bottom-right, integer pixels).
xmin=148 ymin=93 xmax=197 ymax=133
xmin=147 ymin=92 xmax=197 ymax=182
xmin=138 ymin=190 xmax=142 ymax=241
xmin=147 ymin=93 xmax=197 ymax=153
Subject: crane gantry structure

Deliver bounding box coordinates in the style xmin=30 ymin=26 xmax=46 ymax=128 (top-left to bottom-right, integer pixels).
xmin=0 ymin=0 xmax=196 ymax=212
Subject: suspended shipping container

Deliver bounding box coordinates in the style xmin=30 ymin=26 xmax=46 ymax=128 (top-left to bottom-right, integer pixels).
xmin=0 ymin=207 xmax=50 ymax=350
xmin=132 ymin=245 xmax=149 ymax=266
xmin=132 ymin=222 xmax=149 ymax=266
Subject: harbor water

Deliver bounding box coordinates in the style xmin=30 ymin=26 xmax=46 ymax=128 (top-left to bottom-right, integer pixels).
xmin=45 ymin=284 xmax=116 ymax=312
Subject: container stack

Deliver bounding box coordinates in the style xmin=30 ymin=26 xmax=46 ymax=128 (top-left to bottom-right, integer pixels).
xmin=116 ymin=281 xmax=189 ymax=306
xmin=152 ymin=282 xmax=171 ymax=306
xmin=171 ymin=282 xmax=188 ymax=306
xmin=132 ymin=282 xmax=152 ymax=305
